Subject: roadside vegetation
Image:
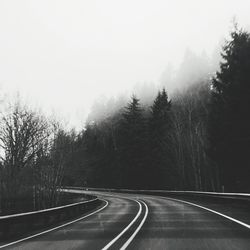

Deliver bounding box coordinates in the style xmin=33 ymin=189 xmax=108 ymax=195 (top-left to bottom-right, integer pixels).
xmin=0 ymin=24 xmax=250 ymax=214
xmin=71 ymin=25 xmax=250 ymax=192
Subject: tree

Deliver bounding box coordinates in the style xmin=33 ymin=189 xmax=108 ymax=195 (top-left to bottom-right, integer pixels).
xmin=45 ymin=128 xmax=72 ymax=207
xmin=172 ymin=82 xmax=219 ymax=191
xmin=82 ymin=120 xmax=119 ymax=188
xmin=0 ymin=102 xmax=49 ymax=211
xmin=149 ymin=88 xmax=173 ymax=189
xmin=119 ymin=96 xmax=148 ymax=188
xmin=0 ymin=101 xmax=73 ymax=212
xmin=210 ymin=25 xmax=250 ymax=191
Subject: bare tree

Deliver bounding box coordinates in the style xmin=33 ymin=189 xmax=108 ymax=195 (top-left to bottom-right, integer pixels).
xmin=0 ymin=102 xmax=49 ymax=211
xmin=32 ymin=121 xmax=74 ymax=209
xmin=170 ymin=82 xmax=220 ymax=191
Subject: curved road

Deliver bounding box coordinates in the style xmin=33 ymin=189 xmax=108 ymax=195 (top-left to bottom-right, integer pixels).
xmin=1 ymin=190 xmax=250 ymax=250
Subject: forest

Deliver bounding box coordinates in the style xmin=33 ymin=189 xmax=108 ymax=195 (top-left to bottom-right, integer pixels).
xmin=0 ymin=25 xmax=250 ymax=214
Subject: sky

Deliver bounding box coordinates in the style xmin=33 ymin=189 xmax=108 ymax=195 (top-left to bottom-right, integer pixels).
xmin=0 ymin=0 xmax=250 ymax=129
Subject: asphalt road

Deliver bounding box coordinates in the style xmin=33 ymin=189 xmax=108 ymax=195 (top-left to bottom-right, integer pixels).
xmin=1 ymin=190 xmax=250 ymax=250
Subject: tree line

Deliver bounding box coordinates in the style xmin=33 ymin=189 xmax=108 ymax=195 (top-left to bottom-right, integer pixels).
xmin=1 ymin=24 xmax=249 ymax=214
xmin=74 ymin=83 xmax=219 ymax=191
xmin=63 ymin=24 xmax=249 ymax=192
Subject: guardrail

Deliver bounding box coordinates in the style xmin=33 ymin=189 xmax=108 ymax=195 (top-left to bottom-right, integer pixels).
xmin=152 ymin=190 xmax=250 ymax=200
xmin=69 ymin=186 xmax=250 ymax=196
xmin=74 ymin=186 xmax=250 ymax=204
xmin=0 ymin=196 xmax=101 ymax=240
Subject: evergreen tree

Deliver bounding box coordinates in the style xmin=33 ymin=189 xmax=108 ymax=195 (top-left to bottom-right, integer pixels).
xmin=151 ymin=88 xmax=171 ymax=131
xmin=119 ymin=96 xmax=148 ymax=188
xmin=210 ymin=25 xmax=250 ymax=191
xmin=149 ymin=88 xmax=173 ymax=189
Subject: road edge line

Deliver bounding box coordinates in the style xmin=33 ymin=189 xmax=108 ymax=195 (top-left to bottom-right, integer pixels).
xmin=0 ymin=199 xmax=109 ymax=249
xmin=162 ymin=196 xmax=250 ymax=230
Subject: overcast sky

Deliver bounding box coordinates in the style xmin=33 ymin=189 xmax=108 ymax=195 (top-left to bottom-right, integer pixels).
xmin=0 ymin=0 xmax=250 ymax=129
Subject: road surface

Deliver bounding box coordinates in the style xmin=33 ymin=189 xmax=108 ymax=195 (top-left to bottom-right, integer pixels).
xmin=1 ymin=190 xmax=250 ymax=250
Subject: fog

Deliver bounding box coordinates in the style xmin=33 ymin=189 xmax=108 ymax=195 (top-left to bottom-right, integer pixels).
xmin=0 ymin=0 xmax=250 ymax=129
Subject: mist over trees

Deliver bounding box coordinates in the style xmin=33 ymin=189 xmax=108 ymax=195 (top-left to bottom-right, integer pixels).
xmin=171 ymin=82 xmax=219 ymax=191
xmin=1 ymin=24 xmax=250 ymax=213
xmin=78 ymin=80 xmax=220 ymax=191
xmin=66 ymin=24 xmax=249 ymax=192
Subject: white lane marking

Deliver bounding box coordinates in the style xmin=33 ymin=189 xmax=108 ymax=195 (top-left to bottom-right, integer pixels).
xmin=120 ymin=200 xmax=148 ymax=250
xmin=0 ymin=198 xmax=98 ymax=219
xmin=162 ymin=196 xmax=250 ymax=230
xmin=101 ymin=200 xmax=142 ymax=250
xmin=0 ymin=199 xmax=109 ymax=249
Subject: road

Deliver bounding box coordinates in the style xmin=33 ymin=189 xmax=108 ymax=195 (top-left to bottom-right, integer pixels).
xmin=1 ymin=190 xmax=250 ymax=250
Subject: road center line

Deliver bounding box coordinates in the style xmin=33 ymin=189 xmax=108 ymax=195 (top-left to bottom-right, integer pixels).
xmin=0 ymin=199 xmax=109 ymax=249
xmin=161 ymin=196 xmax=250 ymax=230
xmin=101 ymin=199 xmax=142 ymax=250
xmin=120 ymin=200 xmax=149 ymax=250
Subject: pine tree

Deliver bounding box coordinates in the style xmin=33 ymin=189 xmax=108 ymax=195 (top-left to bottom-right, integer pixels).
xmin=151 ymin=88 xmax=171 ymax=132
xmin=119 ymin=96 xmax=148 ymax=188
xmin=122 ymin=95 xmax=144 ymax=126
xmin=210 ymin=24 xmax=250 ymax=191
xmin=149 ymin=88 xmax=173 ymax=189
